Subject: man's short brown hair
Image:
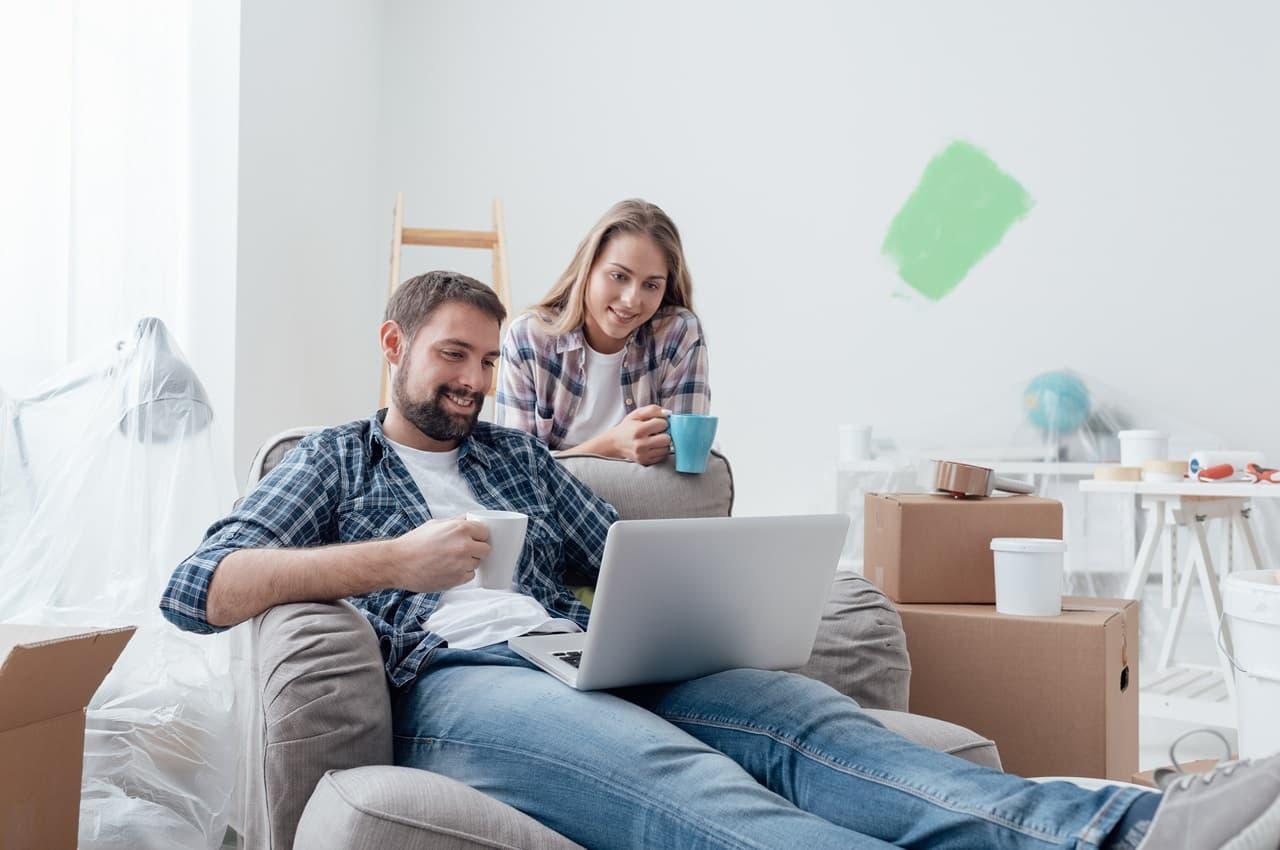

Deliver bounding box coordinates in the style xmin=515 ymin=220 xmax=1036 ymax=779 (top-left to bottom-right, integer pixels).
xmin=384 ymin=271 xmax=507 ymax=345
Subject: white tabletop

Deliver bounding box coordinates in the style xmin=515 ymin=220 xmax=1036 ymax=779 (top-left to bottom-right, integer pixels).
xmin=1079 ymin=480 xmax=1280 ymax=499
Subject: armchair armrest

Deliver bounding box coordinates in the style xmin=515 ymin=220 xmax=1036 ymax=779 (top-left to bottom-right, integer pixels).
xmin=252 ymin=601 xmax=392 ymax=850
xmin=790 ymin=573 xmax=911 ymax=712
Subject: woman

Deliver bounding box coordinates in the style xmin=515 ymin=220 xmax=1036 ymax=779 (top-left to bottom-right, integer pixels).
xmin=497 ymin=199 xmax=709 ymax=464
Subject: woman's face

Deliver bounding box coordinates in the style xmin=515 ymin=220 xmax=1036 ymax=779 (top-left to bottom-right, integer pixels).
xmin=582 ymin=232 xmax=669 ymax=354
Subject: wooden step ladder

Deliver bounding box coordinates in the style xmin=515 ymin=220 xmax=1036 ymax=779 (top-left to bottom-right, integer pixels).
xmin=381 ymin=192 xmax=511 ymax=407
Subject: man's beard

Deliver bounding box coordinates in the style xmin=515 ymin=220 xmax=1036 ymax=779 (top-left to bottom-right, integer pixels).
xmin=392 ymin=361 xmax=484 ymax=442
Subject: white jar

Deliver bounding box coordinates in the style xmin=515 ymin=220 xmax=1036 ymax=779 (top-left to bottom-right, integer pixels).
xmin=1118 ymin=430 xmax=1168 ymax=469
xmin=990 ymin=538 xmax=1067 ymax=617
xmin=838 ymin=424 xmax=872 ymax=464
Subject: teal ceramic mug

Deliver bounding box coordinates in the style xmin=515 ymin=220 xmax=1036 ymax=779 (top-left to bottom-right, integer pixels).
xmin=668 ymin=414 xmax=718 ymax=474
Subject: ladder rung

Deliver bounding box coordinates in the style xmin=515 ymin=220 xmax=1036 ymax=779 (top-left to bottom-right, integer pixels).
xmin=401 ymin=228 xmax=498 ymax=249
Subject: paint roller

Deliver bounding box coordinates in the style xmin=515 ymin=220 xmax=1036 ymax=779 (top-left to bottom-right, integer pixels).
xmin=1189 ymin=450 xmax=1266 ymax=482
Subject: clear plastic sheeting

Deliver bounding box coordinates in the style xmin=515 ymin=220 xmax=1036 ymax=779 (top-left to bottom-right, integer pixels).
xmin=0 ymin=318 xmax=245 ymax=850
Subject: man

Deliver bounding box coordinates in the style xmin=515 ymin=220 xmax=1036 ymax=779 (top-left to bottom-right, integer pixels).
xmin=163 ymin=271 xmax=1280 ymax=850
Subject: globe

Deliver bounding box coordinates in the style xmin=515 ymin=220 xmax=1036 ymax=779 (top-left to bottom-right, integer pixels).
xmin=1024 ymin=371 xmax=1091 ymax=435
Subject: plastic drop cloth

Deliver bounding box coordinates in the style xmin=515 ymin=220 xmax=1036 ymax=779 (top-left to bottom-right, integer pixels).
xmin=0 ymin=318 xmax=247 ymax=850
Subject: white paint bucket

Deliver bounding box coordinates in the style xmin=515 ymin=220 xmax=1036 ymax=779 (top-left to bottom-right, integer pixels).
xmin=1223 ymin=570 xmax=1280 ymax=759
xmin=991 ymin=538 xmax=1067 ymax=617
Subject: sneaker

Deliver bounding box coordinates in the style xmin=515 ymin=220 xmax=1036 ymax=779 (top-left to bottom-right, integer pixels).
xmin=1138 ymin=753 xmax=1280 ymax=849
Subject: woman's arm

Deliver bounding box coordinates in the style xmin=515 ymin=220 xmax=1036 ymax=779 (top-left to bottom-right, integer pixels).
xmin=495 ymin=324 xmax=539 ymax=433
xmin=657 ymin=312 xmax=711 ymax=415
xmin=557 ymin=405 xmax=671 ymax=465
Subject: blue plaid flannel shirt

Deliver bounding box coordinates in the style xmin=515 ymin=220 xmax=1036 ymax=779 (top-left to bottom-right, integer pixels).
xmin=160 ymin=412 xmax=618 ymax=688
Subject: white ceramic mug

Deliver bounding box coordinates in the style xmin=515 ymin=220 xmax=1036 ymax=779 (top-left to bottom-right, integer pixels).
xmin=990 ymin=538 xmax=1067 ymax=617
xmin=466 ymin=510 xmax=528 ymax=590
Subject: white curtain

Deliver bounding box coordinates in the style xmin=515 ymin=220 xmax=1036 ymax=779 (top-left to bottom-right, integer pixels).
xmin=0 ymin=0 xmax=192 ymax=396
xmin=0 ymin=4 xmax=246 ymax=848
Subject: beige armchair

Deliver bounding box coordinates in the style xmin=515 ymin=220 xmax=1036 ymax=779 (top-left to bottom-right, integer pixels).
xmin=234 ymin=434 xmax=1000 ymax=849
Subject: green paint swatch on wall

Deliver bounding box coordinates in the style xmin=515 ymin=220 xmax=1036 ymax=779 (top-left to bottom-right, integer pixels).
xmin=882 ymin=141 xmax=1033 ymax=301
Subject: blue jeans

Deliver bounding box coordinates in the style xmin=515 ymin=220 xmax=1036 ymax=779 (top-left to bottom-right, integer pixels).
xmin=392 ymin=644 xmax=1146 ymax=850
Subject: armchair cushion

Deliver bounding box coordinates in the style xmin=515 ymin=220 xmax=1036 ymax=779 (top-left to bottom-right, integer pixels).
xmin=294 ymin=766 xmax=582 ymax=850
xmin=866 ymin=709 xmax=1002 ymax=770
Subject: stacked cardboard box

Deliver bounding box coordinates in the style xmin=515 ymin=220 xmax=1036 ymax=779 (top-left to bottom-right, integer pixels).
xmin=864 ymin=493 xmax=1139 ymax=781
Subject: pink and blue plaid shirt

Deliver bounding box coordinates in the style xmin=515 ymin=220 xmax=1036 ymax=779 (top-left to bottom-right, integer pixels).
xmin=496 ymin=306 xmax=711 ymax=449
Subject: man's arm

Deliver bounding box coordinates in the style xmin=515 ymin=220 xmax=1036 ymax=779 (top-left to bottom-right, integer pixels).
xmin=203 ymin=538 xmax=398 ymax=628
xmin=161 ymin=433 xmax=489 ymax=632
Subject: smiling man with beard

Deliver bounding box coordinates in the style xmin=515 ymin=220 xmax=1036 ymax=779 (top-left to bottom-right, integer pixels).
xmin=161 ymin=271 xmax=1280 ymax=850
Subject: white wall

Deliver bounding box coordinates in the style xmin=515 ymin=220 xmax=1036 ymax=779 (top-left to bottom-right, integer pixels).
xmin=376 ymin=0 xmax=1280 ymax=516
xmin=188 ymin=0 xmax=241 ymax=481
xmin=234 ymin=0 xmax=387 ymax=478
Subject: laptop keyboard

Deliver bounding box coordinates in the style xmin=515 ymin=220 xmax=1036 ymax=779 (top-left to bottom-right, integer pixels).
xmin=552 ymin=650 xmax=583 ymax=668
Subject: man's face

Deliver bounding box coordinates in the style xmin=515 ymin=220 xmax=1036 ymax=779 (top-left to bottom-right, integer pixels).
xmin=391 ymin=302 xmax=501 ymax=443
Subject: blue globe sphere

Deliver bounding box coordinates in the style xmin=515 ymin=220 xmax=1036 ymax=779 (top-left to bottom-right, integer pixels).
xmin=1024 ymin=371 xmax=1091 ymax=435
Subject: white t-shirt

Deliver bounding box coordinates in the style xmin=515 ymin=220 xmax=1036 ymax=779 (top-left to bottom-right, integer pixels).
xmin=560 ymin=343 xmax=628 ymax=447
xmin=385 ymin=437 xmax=580 ymax=649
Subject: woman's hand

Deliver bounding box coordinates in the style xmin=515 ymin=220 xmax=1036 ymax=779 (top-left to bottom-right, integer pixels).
xmin=607 ymin=405 xmax=672 ymax=466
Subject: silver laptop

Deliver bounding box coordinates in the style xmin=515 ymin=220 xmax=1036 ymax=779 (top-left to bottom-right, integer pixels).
xmin=508 ymin=514 xmax=849 ymax=690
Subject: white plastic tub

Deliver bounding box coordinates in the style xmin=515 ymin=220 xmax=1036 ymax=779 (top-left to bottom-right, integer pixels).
xmin=1118 ymin=430 xmax=1168 ymax=468
xmin=991 ymin=538 xmax=1067 ymax=617
xmin=1223 ymin=570 xmax=1280 ymax=759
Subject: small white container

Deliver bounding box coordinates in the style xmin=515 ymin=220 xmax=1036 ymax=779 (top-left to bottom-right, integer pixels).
xmin=839 ymin=424 xmax=873 ymax=463
xmin=1118 ymin=430 xmax=1168 ymax=468
xmin=991 ymin=538 xmax=1067 ymax=617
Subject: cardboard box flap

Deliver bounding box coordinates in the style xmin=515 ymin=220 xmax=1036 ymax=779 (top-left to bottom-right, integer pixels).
xmin=0 ymin=625 xmax=135 ymax=732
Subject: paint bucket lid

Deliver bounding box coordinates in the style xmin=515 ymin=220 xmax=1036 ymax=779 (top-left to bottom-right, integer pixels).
xmin=991 ymin=538 xmax=1068 ymax=554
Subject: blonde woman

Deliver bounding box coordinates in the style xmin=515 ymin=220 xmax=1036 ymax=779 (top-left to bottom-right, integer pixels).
xmin=497 ymin=199 xmax=709 ymax=464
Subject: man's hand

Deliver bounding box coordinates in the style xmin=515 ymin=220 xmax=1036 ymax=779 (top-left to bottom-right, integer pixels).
xmin=607 ymin=405 xmax=672 ymax=466
xmin=389 ymin=517 xmax=490 ymax=592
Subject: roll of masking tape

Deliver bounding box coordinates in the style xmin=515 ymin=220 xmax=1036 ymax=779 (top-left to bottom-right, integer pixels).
xmin=1142 ymin=460 xmax=1187 ymax=483
xmin=1095 ymin=465 xmax=1142 ymax=482
xmin=1189 ymin=450 xmax=1265 ymax=476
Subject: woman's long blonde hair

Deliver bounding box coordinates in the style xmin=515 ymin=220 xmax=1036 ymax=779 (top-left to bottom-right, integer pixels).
xmin=533 ymin=199 xmax=694 ymax=336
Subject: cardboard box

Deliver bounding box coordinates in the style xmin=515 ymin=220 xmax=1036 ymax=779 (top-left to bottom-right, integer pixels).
xmin=864 ymin=493 xmax=1063 ymax=603
xmin=897 ymin=598 xmax=1137 ymax=780
xmin=1 ymin=625 xmax=134 ymax=850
